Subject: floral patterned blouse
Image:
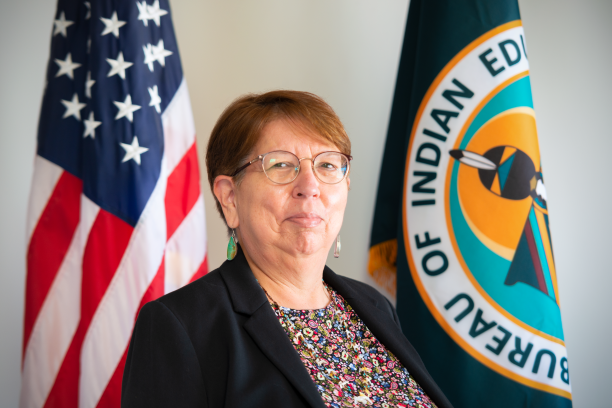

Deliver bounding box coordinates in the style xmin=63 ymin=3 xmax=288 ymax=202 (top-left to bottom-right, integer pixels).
xmin=269 ymin=285 xmax=437 ymax=408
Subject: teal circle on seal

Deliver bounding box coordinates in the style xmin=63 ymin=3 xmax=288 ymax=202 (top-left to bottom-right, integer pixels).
xmin=448 ymin=76 xmax=564 ymax=341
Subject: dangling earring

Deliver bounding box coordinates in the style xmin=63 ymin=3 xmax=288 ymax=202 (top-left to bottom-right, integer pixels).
xmin=334 ymin=234 xmax=341 ymax=258
xmin=227 ymin=229 xmax=238 ymax=260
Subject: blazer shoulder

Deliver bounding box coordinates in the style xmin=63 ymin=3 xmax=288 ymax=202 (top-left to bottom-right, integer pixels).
xmin=150 ymin=268 xmax=229 ymax=320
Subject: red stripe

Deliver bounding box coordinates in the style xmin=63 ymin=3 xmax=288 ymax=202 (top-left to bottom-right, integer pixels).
xmin=96 ymin=257 xmax=166 ymax=407
xmin=80 ymin=211 xmax=134 ymax=321
xmin=189 ymin=255 xmax=208 ymax=284
xmin=524 ymin=219 xmax=548 ymax=295
xmin=23 ymin=171 xmax=82 ymax=359
xmin=44 ymin=210 xmax=134 ymax=408
xmin=165 ymin=143 xmax=200 ymax=239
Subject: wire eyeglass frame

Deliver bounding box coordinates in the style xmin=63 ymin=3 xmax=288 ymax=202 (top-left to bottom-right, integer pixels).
xmin=231 ymin=150 xmax=353 ymax=185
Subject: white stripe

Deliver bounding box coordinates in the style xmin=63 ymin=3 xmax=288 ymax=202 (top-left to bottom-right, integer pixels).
xmin=165 ymin=195 xmax=207 ymax=293
xmin=78 ymin=160 xmax=168 ymax=408
xmin=26 ymin=156 xmax=64 ymax=244
xmin=20 ymin=196 xmax=100 ymax=408
xmin=162 ymin=79 xmax=196 ymax=174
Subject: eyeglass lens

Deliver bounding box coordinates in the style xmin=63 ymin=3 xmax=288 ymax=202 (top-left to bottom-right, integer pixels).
xmin=262 ymin=151 xmax=349 ymax=184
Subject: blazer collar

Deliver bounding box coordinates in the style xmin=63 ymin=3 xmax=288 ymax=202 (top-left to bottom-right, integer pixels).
xmin=218 ymin=244 xmax=268 ymax=315
xmin=218 ymin=245 xmax=379 ymax=312
xmin=219 ymin=245 xmax=327 ymax=408
xmin=218 ymin=245 xmax=449 ymax=408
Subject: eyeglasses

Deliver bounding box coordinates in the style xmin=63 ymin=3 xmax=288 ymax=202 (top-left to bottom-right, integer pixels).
xmin=231 ymin=150 xmax=352 ymax=185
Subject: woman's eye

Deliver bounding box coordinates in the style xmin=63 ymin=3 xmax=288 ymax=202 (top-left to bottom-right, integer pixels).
xmin=318 ymin=162 xmax=337 ymax=170
xmin=271 ymin=162 xmax=292 ymax=169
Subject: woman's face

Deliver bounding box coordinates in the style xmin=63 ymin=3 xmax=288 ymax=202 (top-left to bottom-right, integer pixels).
xmin=233 ymin=118 xmax=349 ymax=259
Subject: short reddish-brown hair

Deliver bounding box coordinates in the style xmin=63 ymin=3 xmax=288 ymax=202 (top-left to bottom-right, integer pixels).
xmin=206 ymin=90 xmax=351 ymax=224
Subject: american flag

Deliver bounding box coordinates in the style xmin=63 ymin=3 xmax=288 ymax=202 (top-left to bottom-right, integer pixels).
xmin=21 ymin=1 xmax=207 ymax=407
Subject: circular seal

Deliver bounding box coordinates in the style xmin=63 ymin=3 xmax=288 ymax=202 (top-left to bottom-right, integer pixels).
xmin=403 ymin=21 xmax=571 ymax=398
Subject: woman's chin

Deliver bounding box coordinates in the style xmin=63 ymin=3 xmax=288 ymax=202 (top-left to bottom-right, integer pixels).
xmin=283 ymin=231 xmax=328 ymax=257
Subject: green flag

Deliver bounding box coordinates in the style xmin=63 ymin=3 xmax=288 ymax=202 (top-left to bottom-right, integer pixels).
xmin=369 ymin=1 xmax=572 ymax=406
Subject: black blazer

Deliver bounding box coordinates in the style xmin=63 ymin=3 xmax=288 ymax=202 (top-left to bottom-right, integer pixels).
xmin=122 ymin=246 xmax=453 ymax=408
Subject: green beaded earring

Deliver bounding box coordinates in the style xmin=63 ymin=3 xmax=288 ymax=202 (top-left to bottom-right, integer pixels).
xmin=227 ymin=229 xmax=238 ymax=260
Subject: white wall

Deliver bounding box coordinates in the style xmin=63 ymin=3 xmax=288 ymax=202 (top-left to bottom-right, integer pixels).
xmin=171 ymin=0 xmax=409 ymax=290
xmin=1 ymin=0 xmax=609 ymax=407
xmin=520 ymin=1 xmax=612 ymax=406
xmin=0 ymin=0 xmax=56 ymax=406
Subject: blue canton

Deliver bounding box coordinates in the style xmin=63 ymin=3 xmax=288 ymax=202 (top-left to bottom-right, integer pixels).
xmin=38 ymin=0 xmax=183 ymax=226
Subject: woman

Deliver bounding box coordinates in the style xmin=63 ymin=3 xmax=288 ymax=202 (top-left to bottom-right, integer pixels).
xmin=122 ymin=91 xmax=453 ymax=408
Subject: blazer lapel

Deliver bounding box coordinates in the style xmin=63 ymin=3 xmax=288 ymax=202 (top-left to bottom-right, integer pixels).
xmin=243 ymin=307 xmax=327 ymax=408
xmin=219 ymin=248 xmax=447 ymax=407
xmin=219 ymin=246 xmax=327 ymax=408
xmin=323 ymin=268 xmax=449 ymax=407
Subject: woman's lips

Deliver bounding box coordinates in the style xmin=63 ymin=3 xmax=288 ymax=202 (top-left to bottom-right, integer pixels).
xmin=286 ymin=213 xmax=323 ymax=228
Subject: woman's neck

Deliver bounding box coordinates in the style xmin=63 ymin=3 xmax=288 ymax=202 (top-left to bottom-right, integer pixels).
xmin=240 ymin=243 xmax=331 ymax=310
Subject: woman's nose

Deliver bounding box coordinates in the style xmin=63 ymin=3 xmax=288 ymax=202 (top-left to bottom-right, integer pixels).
xmin=292 ymin=160 xmax=320 ymax=198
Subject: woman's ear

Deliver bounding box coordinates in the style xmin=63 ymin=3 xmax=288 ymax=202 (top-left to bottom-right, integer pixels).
xmin=213 ymin=175 xmax=240 ymax=228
